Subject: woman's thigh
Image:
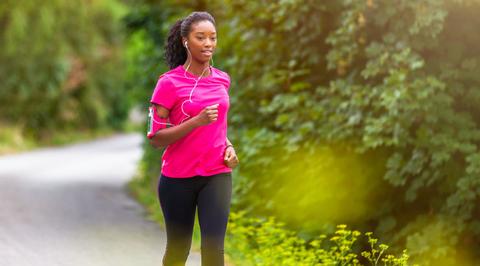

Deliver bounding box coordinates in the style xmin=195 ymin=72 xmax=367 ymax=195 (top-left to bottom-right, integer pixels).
xmin=197 ymin=172 xmax=232 ymax=242
xmin=158 ymin=175 xmax=198 ymax=238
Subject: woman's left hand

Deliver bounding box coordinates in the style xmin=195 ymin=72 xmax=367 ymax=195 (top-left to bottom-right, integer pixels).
xmin=224 ymin=146 xmax=239 ymax=169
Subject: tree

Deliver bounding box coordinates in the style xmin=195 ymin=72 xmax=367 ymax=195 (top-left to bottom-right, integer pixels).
xmin=221 ymin=0 xmax=480 ymax=264
xmin=0 ymin=0 xmax=129 ymax=137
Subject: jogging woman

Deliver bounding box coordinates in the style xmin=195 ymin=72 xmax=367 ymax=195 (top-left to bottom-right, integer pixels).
xmin=148 ymin=11 xmax=239 ymax=266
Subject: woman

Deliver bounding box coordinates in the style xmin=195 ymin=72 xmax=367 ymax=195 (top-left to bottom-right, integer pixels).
xmin=148 ymin=11 xmax=239 ymax=266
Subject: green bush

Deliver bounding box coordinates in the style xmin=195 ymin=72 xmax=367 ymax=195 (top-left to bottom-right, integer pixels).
xmin=0 ymin=0 xmax=130 ymax=138
xmin=227 ymin=211 xmax=414 ymax=266
xmin=218 ymin=1 xmax=480 ymax=263
xmin=124 ymin=0 xmax=480 ymax=264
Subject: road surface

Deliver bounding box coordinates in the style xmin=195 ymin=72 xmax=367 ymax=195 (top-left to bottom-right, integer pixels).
xmin=0 ymin=133 xmax=201 ymax=266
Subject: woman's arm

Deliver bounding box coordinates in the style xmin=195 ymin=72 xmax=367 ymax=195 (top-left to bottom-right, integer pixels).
xmin=149 ymin=104 xmax=219 ymax=149
xmin=149 ymin=117 xmax=199 ymax=149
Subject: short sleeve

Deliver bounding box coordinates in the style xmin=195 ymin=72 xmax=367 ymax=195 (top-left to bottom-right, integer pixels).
xmin=226 ymin=73 xmax=231 ymax=91
xmin=150 ymin=75 xmax=177 ymax=109
xmin=219 ymin=71 xmax=231 ymax=92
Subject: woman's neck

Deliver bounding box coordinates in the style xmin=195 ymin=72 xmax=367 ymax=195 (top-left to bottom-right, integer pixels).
xmin=183 ymin=58 xmax=211 ymax=77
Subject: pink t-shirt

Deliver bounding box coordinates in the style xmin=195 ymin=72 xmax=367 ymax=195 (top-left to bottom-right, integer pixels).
xmin=150 ymin=65 xmax=233 ymax=178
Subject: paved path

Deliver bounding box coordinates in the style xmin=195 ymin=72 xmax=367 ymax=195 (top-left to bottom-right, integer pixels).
xmin=0 ymin=133 xmax=201 ymax=266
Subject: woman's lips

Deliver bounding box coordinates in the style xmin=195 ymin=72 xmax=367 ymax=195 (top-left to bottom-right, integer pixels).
xmin=201 ymin=50 xmax=212 ymax=56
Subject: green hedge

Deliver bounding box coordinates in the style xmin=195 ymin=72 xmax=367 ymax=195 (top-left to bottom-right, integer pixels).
xmin=0 ymin=0 xmax=130 ymax=138
xmin=218 ymin=1 xmax=480 ymax=264
xmin=123 ymin=0 xmax=480 ymax=265
xmin=227 ymin=211 xmax=413 ymax=266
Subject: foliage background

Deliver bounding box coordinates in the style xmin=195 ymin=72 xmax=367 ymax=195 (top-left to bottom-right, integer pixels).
xmin=3 ymin=0 xmax=480 ymax=265
xmin=0 ymin=0 xmax=130 ymax=141
xmin=126 ymin=0 xmax=480 ymax=265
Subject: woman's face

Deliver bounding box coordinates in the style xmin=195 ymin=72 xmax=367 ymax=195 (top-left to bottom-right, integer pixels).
xmin=184 ymin=20 xmax=217 ymax=64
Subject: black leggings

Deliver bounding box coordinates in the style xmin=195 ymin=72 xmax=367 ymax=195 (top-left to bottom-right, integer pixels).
xmin=157 ymin=172 xmax=232 ymax=266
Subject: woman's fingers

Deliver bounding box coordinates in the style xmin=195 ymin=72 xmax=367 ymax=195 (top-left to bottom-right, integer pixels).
xmin=207 ymin=111 xmax=218 ymax=117
xmin=195 ymin=104 xmax=220 ymax=126
xmin=226 ymin=157 xmax=238 ymax=168
xmin=206 ymin=104 xmax=219 ymax=109
xmin=208 ymin=105 xmax=219 ymax=121
xmin=224 ymin=150 xmax=239 ymax=168
xmin=224 ymin=149 xmax=231 ymax=160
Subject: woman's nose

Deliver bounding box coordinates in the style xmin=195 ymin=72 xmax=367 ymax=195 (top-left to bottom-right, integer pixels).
xmin=205 ymin=38 xmax=213 ymax=47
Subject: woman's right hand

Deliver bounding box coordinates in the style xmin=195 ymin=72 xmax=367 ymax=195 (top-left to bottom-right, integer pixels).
xmin=193 ymin=104 xmax=219 ymax=126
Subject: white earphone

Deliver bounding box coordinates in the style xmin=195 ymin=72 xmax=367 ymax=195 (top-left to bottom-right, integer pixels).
xmin=149 ymin=39 xmax=214 ymax=129
xmin=179 ymin=60 xmax=211 ymax=124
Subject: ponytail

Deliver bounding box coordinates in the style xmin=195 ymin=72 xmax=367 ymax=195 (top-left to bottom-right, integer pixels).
xmin=164 ymin=12 xmax=216 ymax=70
xmin=165 ymin=19 xmax=187 ymax=70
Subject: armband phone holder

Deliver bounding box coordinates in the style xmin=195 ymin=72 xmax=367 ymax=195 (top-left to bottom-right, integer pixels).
xmin=147 ymin=105 xmax=174 ymax=139
xmin=147 ymin=106 xmax=156 ymax=139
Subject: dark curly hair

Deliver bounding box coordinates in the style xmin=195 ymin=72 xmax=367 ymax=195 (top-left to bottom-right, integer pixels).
xmin=165 ymin=11 xmax=216 ymax=69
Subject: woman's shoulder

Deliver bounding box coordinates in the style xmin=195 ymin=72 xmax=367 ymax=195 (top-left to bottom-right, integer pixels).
xmin=158 ymin=66 xmax=183 ymax=80
xmin=212 ymin=66 xmax=230 ymax=80
xmin=212 ymin=67 xmax=231 ymax=89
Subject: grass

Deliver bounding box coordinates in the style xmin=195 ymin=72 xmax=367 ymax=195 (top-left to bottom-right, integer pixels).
xmin=0 ymin=120 xmax=142 ymax=156
xmin=0 ymin=123 xmax=36 ymax=155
